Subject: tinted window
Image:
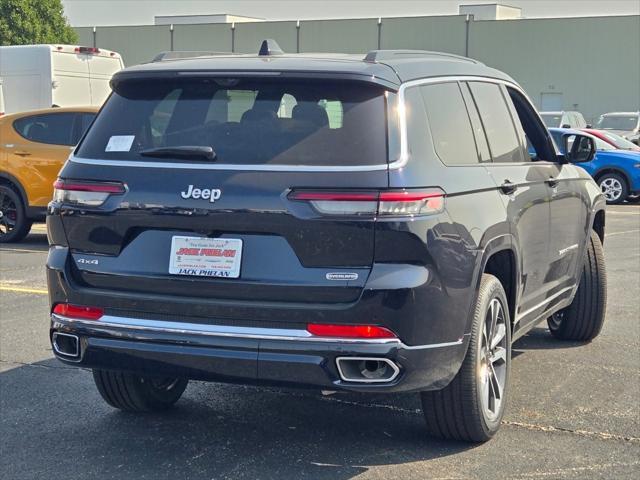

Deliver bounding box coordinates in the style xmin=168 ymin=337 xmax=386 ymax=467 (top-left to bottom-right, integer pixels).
xmin=76 ymin=78 xmax=388 ymax=166
xmin=460 ymin=83 xmax=491 ymax=162
xmin=71 ymin=113 xmax=97 ymax=144
xmin=13 ymin=113 xmax=76 ymax=146
xmin=540 ymin=114 xmax=561 ymax=128
xmin=469 ymin=82 xmax=524 ymax=163
xmin=419 ymin=82 xmax=479 ymax=165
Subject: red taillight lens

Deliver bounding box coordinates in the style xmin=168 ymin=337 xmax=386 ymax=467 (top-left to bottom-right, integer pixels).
xmin=53 ymin=303 xmax=103 ymax=320
xmin=53 ymin=179 xmax=125 ymax=206
xmin=75 ymin=46 xmax=100 ymax=54
xmin=378 ymin=189 xmax=444 ymax=216
xmin=288 ymin=190 xmax=378 ymax=216
xmin=307 ymin=323 xmax=397 ymax=339
xmin=288 ymin=188 xmax=444 ymax=217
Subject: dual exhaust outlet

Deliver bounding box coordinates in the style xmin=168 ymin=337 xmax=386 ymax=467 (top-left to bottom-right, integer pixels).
xmin=336 ymin=357 xmax=400 ymax=383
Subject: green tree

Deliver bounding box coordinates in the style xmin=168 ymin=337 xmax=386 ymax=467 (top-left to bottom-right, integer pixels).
xmin=0 ymin=0 xmax=78 ymax=46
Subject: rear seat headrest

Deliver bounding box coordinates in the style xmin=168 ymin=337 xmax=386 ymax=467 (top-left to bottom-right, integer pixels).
xmin=292 ymin=104 xmax=329 ymax=128
xmin=241 ymin=108 xmax=278 ymax=123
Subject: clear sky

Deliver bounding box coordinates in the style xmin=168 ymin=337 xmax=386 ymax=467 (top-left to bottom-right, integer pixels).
xmin=62 ymin=0 xmax=640 ymax=27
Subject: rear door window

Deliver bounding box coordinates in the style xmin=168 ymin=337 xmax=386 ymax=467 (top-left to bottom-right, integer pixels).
xmin=419 ymin=82 xmax=480 ymax=165
xmin=468 ymin=82 xmax=525 ymax=163
xmin=76 ymin=78 xmax=389 ymax=167
xmin=13 ymin=113 xmax=76 ymax=146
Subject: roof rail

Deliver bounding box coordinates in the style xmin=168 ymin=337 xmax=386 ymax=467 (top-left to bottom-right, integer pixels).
xmin=151 ymin=51 xmax=229 ymax=62
xmin=258 ymin=39 xmax=284 ymax=56
xmin=363 ymin=50 xmax=477 ymax=64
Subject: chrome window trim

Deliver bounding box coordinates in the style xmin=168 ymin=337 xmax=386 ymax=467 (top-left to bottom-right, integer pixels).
xmin=69 ymin=75 xmax=529 ymax=173
xmin=51 ymin=313 xmax=463 ymax=350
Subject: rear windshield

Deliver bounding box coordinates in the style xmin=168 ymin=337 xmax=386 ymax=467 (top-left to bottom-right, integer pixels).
xmin=540 ymin=114 xmax=561 ymax=128
xmin=596 ymin=115 xmax=639 ymax=131
xmin=76 ymin=78 xmax=390 ymax=166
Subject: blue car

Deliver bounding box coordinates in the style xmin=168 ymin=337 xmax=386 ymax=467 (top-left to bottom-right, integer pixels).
xmin=549 ymin=128 xmax=640 ymax=204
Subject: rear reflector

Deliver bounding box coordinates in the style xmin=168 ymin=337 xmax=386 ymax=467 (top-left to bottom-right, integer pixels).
xmin=307 ymin=324 xmax=397 ymax=339
xmin=53 ymin=179 xmax=125 ymax=207
xmin=288 ymin=188 xmax=444 ymax=217
xmin=53 ymin=303 xmax=103 ymax=320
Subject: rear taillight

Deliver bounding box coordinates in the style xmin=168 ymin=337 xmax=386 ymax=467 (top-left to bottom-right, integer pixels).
xmin=53 ymin=303 xmax=103 ymax=320
xmin=53 ymin=179 xmax=126 ymax=207
xmin=288 ymin=188 xmax=445 ymax=217
xmin=75 ymin=46 xmax=100 ymax=54
xmin=307 ymin=324 xmax=397 ymax=339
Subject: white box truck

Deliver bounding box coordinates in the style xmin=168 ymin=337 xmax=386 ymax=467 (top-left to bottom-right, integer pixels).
xmin=0 ymin=45 xmax=124 ymax=115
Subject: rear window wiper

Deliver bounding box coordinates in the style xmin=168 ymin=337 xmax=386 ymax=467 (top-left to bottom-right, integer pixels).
xmin=139 ymin=146 xmax=216 ymax=161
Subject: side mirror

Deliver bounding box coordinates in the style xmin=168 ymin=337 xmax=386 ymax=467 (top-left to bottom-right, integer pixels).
xmin=564 ymin=134 xmax=596 ymax=164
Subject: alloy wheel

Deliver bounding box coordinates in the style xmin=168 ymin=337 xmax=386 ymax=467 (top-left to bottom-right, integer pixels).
xmin=479 ymin=298 xmax=508 ymax=422
xmin=0 ymin=191 xmax=18 ymax=236
xmin=600 ymin=178 xmax=623 ymax=202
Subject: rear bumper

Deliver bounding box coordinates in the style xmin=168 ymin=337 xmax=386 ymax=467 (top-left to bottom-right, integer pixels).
xmin=50 ymin=313 xmax=468 ymax=393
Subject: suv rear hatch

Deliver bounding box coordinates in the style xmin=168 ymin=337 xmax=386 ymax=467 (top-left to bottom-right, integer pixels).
xmin=56 ymin=74 xmax=395 ymax=304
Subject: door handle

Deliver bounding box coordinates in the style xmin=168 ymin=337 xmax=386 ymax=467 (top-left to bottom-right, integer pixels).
xmin=500 ymin=180 xmax=518 ymax=195
xmin=546 ymin=177 xmax=559 ymax=188
xmin=14 ymin=151 xmax=31 ymax=157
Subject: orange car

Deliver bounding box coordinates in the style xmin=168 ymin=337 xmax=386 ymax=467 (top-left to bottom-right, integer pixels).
xmin=0 ymin=106 xmax=98 ymax=242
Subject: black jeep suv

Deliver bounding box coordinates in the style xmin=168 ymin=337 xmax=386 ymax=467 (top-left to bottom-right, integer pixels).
xmin=47 ymin=42 xmax=607 ymax=442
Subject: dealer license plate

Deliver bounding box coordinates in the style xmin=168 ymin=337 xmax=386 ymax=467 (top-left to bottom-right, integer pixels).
xmin=169 ymin=236 xmax=242 ymax=278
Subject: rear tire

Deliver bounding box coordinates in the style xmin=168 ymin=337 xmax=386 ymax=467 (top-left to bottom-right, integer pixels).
xmin=421 ymin=274 xmax=511 ymax=442
xmin=547 ymin=230 xmax=607 ymax=341
xmin=92 ymin=369 xmax=188 ymax=412
xmin=0 ymin=185 xmax=32 ymax=243
xmin=598 ymin=172 xmax=628 ymax=204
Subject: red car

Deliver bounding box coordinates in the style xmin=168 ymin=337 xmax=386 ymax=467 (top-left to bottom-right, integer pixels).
xmin=582 ymin=128 xmax=640 ymax=151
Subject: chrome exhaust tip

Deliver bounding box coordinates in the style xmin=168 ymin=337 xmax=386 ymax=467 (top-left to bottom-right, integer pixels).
xmin=52 ymin=332 xmax=80 ymax=358
xmin=336 ymin=357 xmax=400 ymax=383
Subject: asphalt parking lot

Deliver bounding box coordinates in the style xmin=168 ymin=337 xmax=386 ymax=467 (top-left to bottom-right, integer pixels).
xmin=1 ymin=205 xmax=639 ymax=480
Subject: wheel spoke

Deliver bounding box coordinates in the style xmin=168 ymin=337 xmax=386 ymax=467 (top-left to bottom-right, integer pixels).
xmin=489 ymin=363 xmax=502 ymax=400
xmin=490 ymin=346 xmax=507 ymax=365
xmin=488 ymin=300 xmax=498 ymax=345
xmin=491 ymin=323 xmax=506 ymax=350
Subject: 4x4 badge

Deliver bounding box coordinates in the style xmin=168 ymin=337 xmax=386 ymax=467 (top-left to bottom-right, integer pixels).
xmin=181 ymin=185 xmax=222 ymax=203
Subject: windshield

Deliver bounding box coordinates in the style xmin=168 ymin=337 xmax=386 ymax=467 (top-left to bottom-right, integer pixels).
xmin=76 ymin=78 xmax=390 ymax=166
xmin=540 ymin=114 xmax=561 ymax=128
xmin=596 ymin=115 xmax=639 ymax=131
xmin=599 ymin=131 xmax=639 ymax=150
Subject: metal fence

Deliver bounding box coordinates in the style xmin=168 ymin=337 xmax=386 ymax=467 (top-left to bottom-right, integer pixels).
xmin=74 ymin=14 xmax=640 ymax=122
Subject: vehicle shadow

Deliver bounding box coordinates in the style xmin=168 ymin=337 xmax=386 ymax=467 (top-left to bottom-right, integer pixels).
xmin=512 ymin=326 xmax=587 ymax=357
xmin=0 ymin=358 xmax=476 ymax=480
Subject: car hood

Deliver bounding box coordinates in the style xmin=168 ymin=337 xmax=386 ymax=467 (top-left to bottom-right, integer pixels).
xmin=602 ymin=129 xmax=635 ymax=137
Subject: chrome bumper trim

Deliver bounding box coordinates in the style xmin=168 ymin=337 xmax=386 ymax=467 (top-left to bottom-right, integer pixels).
xmin=51 ymin=313 xmax=464 ymax=350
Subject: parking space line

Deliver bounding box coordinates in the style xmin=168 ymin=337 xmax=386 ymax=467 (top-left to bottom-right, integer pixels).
xmin=0 ymin=247 xmax=47 ymax=254
xmin=605 ymin=229 xmax=640 ymax=238
xmin=0 ymin=285 xmax=48 ymax=295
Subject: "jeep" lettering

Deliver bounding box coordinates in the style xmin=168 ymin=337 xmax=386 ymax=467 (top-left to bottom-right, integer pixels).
xmin=181 ymin=185 xmax=222 ymax=203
